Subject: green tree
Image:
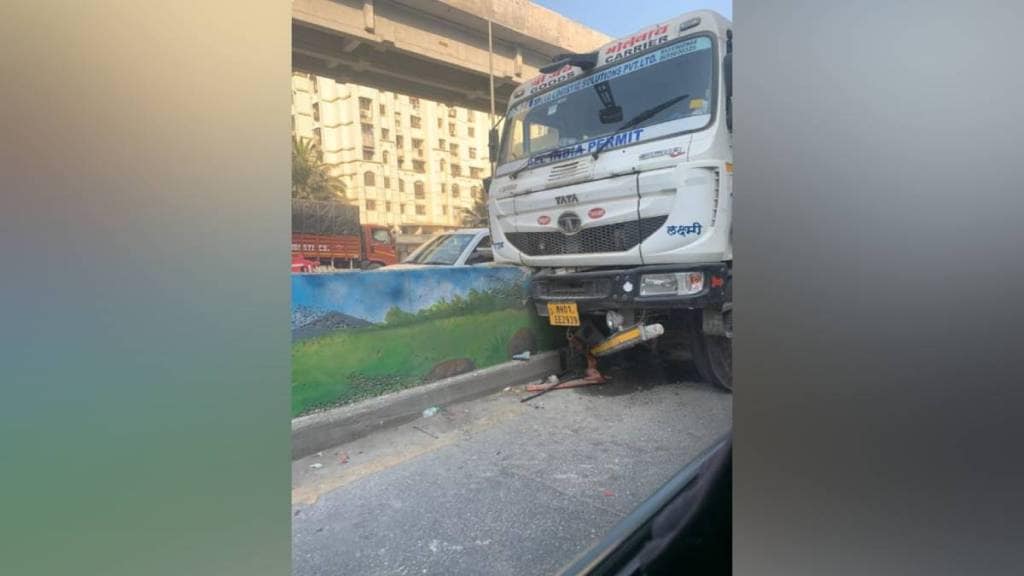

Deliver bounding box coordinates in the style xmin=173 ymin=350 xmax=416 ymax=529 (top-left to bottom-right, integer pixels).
xmin=384 ymin=306 xmax=417 ymax=326
xmin=460 ymin=196 xmax=489 ymax=227
xmin=292 ymin=136 xmax=346 ymax=201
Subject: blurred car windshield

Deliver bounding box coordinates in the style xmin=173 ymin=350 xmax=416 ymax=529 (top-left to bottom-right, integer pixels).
xmin=405 ymin=233 xmax=476 ymax=265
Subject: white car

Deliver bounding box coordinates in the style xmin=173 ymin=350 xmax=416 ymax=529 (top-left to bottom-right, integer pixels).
xmin=388 ymin=228 xmax=495 ymax=268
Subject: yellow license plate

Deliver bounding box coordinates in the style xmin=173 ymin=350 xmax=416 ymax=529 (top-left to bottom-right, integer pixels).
xmin=547 ymin=302 xmax=580 ymax=326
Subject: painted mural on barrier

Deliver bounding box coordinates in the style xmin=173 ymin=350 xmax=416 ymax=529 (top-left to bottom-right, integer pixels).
xmin=291 ymin=266 xmax=557 ymax=417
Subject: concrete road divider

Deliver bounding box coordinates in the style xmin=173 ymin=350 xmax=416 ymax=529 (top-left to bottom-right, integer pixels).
xmin=292 ymin=351 xmax=562 ymax=460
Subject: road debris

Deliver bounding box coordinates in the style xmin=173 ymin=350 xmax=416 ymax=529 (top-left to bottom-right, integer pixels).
xmin=520 ymin=375 xmax=564 ymax=403
xmin=412 ymin=425 xmax=439 ymax=439
xmin=338 ymin=451 xmax=350 ymax=464
xmin=309 ymin=462 xmax=323 ymax=470
xmin=422 ymin=406 xmax=440 ymax=418
xmin=512 ymin=350 xmax=531 ymax=361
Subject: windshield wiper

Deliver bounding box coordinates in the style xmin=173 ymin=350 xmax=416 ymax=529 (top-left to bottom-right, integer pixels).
xmin=506 ymin=155 xmax=534 ymax=180
xmin=591 ymin=93 xmax=690 ymax=160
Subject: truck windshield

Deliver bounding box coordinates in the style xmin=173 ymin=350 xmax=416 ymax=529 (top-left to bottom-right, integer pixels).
xmin=499 ymin=35 xmax=714 ymax=169
xmin=405 ymin=233 xmax=476 ymax=265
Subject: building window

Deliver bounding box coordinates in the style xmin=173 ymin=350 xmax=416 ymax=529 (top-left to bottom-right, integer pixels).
xmin=366 ymin=199 xmax=377 ymax=211
xmin=410 ymin=116 xmax=421 ymax=129
xmin=362 ymin=123 xmax=374 ymax=142
xmin=379 ymin=103 xmax=386 ymax=116
xmin=438 ymin=138 xmax=445 ymax=149
xmin=450 ymin=143 xmax=459 ymax=156
xmin=467 ymin=126 xmax=475 ymax=137
xmin=383 ymin=150 xmax=390 ymax=163
xmin=413 ymin=160 xmax=425 ymax=173
xmin=470 ymin=167 xmax=483 ymax=179
xmin=386 ymin=201 xmax=392 ymax=212
xmin=439 ymin=159 xmax=446 ymax=171
xmin=383 ymin=176 xmax=391 ymax=189
xmin=416 ymin=205 xmax=426 ymax=215
xmin=363 ymin=148 xmax=374 ymax=161
xmin=414 ymin=181 xmax=425 ymax=199
xmin=469 ymin=147 xmax=477 ymax=159
xmin=399 ymin=179 xmax=405 ymax=193
xmin=400 ymin=203 xmax=407 ymax=214
xmin=364 ymin=171 xmax=375 ymax=186
xmin=448 ymin=124 xmax=456 ymax=137
xmin=312 ymin=102 xmax=320 ymax=122
xmin=382 ymin=128 xmax=390 ymax=140
xmin=396 ymin=135 xmax=404 ymax=148
xmin=359 ymin=97 xmax=372 ymax=111
xmin=409 ymin=96 xmax=420 ymax=110
xmin=448 ymin=108 xmax=457 ymax=118
xmin=437 ymin=118 xmax=444 ymax=129
xmin=471 ymin=185 xmax=481 ymax=198
xmin=451 ymin=164 xmax=462 ymax=177
xmin=442 ymin=205 xmax=448 ymax=215
xmin=452 ymin=183 xmax=460 ymax=198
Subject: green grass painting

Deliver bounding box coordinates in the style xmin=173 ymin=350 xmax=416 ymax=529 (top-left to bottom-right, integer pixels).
xmin=291 ymin=308 xmax=557 ymax=416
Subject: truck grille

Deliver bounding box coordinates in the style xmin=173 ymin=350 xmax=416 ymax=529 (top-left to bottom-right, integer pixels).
xmin=505 ymin=216 xmax=667 ymax=256
xmin=546 ymin=160 xmax=590 ymax=185
xmin=533 ymin=277 xmax=612 ymax=299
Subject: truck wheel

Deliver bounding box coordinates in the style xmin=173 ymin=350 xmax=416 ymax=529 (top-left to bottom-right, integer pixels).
xmin=690 ymin=315 xmax=732 ymax=392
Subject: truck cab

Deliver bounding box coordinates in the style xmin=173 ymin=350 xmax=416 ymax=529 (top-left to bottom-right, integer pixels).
xmin=487 ymin=10 xmax=733 ymax=389
xmin=361 ymin=225 xmax=398 ymax=269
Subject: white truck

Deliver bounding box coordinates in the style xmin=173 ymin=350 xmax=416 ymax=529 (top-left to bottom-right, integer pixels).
xmin=485 ymin=10 xmax=733 ymax=389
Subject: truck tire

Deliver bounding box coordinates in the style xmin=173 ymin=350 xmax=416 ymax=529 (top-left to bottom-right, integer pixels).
xmin=690 ymin=315 xmax=732 ymax=392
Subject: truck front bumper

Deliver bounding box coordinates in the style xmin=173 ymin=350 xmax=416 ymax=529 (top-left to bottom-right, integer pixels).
xmin=531 ymin=263 xmax=731 ymax=315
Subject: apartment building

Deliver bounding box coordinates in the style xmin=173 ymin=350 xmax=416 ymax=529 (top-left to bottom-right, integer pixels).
xmin=291 ymin=72 xmax=491 ymax=235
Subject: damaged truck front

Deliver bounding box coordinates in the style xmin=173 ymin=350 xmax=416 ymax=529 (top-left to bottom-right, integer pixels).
xmin=485 ymin=10 xmax=734 ymax=389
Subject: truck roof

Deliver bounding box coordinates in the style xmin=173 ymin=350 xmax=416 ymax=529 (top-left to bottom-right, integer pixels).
xmin=509 ymin=10 xmax=731 ymax=108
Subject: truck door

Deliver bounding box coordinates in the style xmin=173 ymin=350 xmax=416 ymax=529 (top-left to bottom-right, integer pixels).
xmin=366 ymin=227 xmax=397 ymax=265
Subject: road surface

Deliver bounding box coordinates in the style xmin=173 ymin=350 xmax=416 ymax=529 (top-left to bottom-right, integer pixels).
xmin=292 ymin=352 xmax=732 ymax=576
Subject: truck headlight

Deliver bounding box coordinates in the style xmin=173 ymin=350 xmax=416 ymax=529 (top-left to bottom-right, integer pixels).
xmin=639 ymin=272 xmax=704 ymax=297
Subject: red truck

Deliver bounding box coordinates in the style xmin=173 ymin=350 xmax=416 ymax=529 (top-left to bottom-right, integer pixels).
xmin=291 ymin=199 xmax=398 ymax=271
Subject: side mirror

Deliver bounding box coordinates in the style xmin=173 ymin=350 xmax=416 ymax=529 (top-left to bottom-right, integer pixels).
xmin=488 ymin=128 xmax=500 ymax=160
xmin=599 ymin=105 xmax=623 ymax=124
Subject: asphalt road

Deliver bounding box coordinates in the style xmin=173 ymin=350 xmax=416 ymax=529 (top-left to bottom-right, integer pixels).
xmin=292 ymin=352 xmax=732 ymax=576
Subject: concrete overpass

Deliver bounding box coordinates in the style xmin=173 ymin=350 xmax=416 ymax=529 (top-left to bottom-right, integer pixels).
xmin=292 ymin=0 xmax=610 ymax=114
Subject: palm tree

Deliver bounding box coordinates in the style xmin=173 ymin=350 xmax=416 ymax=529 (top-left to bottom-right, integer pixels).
xmin=292 ymin=136 xmax=346 ymax=201
xmin=460 ymin=196 xmax=489 ymax=227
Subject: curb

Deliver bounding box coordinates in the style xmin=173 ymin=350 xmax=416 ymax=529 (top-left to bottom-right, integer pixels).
xmin=291 ymin=351 xmax=562 ymax=460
